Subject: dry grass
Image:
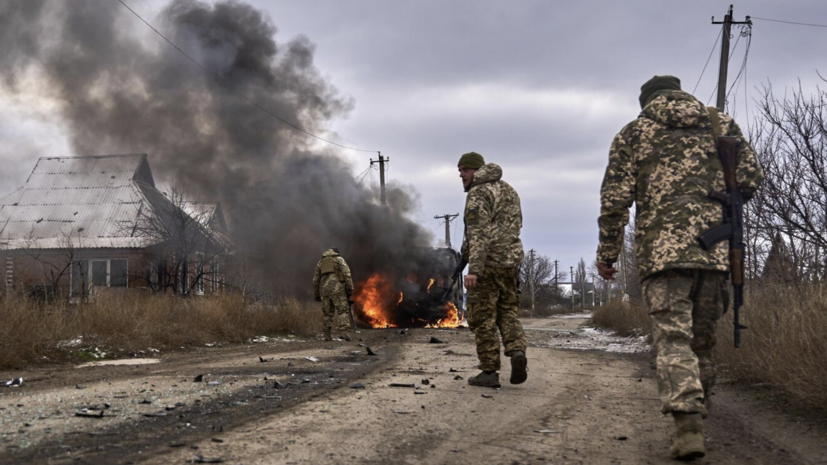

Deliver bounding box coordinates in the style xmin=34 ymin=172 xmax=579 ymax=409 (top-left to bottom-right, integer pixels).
xmin=715 ymin=285 xmax=827 ymax=412
xmin=590 ymin=285 xmax=827 ymax=412
xmin=0 ymin=291 xmax=322 ymax=369
xmin=590 ymin=300 xmax=651 ymax=337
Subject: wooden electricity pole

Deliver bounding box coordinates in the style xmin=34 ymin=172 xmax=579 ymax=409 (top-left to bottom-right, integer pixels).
xmin=434 ymin=213 xmax=459 ymax=248
xmin=528 ymin=249 xmax=536 ymax=310
xmin=570 ymin=266 xmax=575 ymax=309
xmin=370 ymin=152 xmax=389 ymax=206
xmin=712 ymin=5 xmax=751 ymax=112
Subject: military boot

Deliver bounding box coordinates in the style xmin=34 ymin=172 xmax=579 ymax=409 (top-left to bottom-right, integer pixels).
xmin=510 ymin=351 xmax=528 ymax=384
xmin=670 ymin=412 xmax=705 ymax=461
xmin=468 ymin=371 xmax=501 ymax=388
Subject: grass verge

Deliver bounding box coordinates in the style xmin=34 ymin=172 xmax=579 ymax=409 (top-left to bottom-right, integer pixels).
xmin=590 ymin=285 xmax=827 ymax=412
xmin=0 ymin=291 xmax=322 ymax=369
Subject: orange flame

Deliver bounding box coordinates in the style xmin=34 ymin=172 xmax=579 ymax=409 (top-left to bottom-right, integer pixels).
xmin=425 ymin=302 xmax=462 ymax=328
xmin=397 ymin=292 xmax=403 ymax=305
xmin=353 ymin=274 xmax=397 ymax=328
xmin=427 ymin=278 xmax=435 ymax=293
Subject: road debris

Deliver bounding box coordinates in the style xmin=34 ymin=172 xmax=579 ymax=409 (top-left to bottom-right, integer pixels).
xmin=75 ymin=409 xmax=105 ymax=418
xmin=143 ymin=411 xmax=168 ymax=418
xmin=273 ymin=381 xmax=287 ymax=389
xmin=194 ymin=374 xmax=204 ymax=383
xmin=305 ymin=356 xmax=320 ymax=363
xmin=207 ymin=381 xmax=223 ymax=386
xmin=349 ymin=383 xmax=365 ymax=389
xmin=421 ymin=379 xmax=430 ymax=385
xmin=389 ymin=383 xmax=416 ymax=388
xmin=258 ymin=356 xmax=271 ymax=363
xmin=481 ymin=394 xmax=493 ymax=399
xmin=4 ymin=377 xmax=23 ymax=388
xmin=75 ymin=384 xmax=86 ymax=390
xmin=453 ymin=375 xmax=464 ymax=380
xmin=429 ymin=337 xmax=446 ymax=344
xmin=534 ymin=429 xmax=563 ymax=434
xmin=365 ymin=346 xmax=377 ymax=356
xmin=193 ymin=455 xmax=224 ymax=463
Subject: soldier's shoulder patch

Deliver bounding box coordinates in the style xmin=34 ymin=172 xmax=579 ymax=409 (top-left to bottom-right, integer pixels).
xmin=466 ymin=207 xmax=478 ymax=225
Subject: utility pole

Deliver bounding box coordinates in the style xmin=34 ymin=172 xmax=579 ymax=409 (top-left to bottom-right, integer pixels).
xmin=553 ymin=259 xmax=559 ymax=298
xmin=434 ymin=213 xmax=459 ymax=248
xmin=528 ymin=249 xmax=536 ymax=310
xmin=570 ymin=266 xmax=575 ymax=309
xmin=369 ymin=152 xmax=389 ymax=206
xmin=712 ymin=5 xmax=751 ymax=112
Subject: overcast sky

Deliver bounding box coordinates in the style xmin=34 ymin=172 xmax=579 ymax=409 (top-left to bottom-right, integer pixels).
xmin=1 ymin=0 xmax=825 ymax=279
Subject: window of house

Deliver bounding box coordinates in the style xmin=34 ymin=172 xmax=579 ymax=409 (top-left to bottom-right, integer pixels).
xmin=73 ymin=259 xmax=128 ymax=294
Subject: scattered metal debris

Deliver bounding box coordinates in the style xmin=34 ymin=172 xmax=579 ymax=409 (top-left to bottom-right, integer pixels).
xmin=429 ymin=336 xmax=446 ymax=344
xmin=273 ymin=381 xmax=287 ymax=389
xmin=206 ymin=381 xmax=222 ymax=386
xmin=305 ymin=356 xmax=320 ymax=363
xmin=75 ymin=409 xmax=105 ymax=418
xmin=143 ymin=411 xmax=167 ymax=418
xmin=259 ymin=356 xmax=271 ymax=363
xmin=349 ymin=383 xmax=365 ymax=389
xmin=481 ymin=394 xmax=493 ymax=399
xmin=193 ymin=455 xmax=224 ymax=463
xmin=75 ymin=384 xmax=86 ymax=390
xmin=389 ymin=383 xmax=416 ymax=388
xmin=365 ymin=346 xmax=377 ymax=356
xmin=4 ymin=378 xmax=23 ymax=388
xmin=421 ymin=379 xmax=430 ymax=385
xmin=194 ymin=374 xmax=204 ymax=383
xmin=534 ymin=429 xmax=562 ymax=434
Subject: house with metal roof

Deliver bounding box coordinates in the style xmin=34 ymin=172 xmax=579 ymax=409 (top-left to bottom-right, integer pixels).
xmin=0 ymin=154 xmax=229 ymax=298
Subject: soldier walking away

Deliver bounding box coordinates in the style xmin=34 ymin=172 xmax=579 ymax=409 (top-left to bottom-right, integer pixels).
xmin=597 ymin=76 xmax=764 ymax=460
xmin=313 ymin=248 xmax=355 ymax=341
xmin=458 ymin=152 xmax=528 ymax=388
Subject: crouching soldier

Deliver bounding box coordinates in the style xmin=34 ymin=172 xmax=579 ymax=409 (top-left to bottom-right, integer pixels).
xmin=313 ymin=248 xmax=354 ymax=341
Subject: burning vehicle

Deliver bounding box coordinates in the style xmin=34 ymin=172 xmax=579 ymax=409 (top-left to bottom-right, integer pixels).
xmin=353 ymin=247 xmax=465 ymax=328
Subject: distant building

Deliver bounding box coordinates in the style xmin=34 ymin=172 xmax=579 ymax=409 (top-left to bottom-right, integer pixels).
xmin=0 ymin=154 xmax=229 ymax=299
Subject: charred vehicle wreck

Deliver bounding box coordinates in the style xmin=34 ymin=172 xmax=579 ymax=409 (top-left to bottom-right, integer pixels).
xmin=352 ymin=247 xmax=465 ymax=328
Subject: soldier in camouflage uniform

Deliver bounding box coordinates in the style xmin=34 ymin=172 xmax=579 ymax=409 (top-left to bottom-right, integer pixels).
xmin=597 ymin=76 xmax=764 ymax=460
xmin=313 ymin=248 xmax=355 ymax=341
xmin=458 ymin=152 xmax=528 ymax=388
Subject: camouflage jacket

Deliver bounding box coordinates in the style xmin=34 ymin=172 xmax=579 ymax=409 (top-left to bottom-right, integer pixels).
xmin=597 ymin=90 xmax=764 ymax=280
xmin=312 ymin=249 xmax=354 ymax=299
xmin=461 ymin=163 xmax=525 ymax=275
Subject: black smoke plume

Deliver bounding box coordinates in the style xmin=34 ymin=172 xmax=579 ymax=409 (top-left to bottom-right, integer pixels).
xmin=0 ymin=0 xmax=435 ymax=297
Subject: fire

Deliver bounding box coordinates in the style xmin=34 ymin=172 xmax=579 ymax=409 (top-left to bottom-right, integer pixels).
xmin=397 ymin=292 xmax=403 ymax=305
xmin=352 ymin=273 xmax=397 ymax=328
xmin=425 ymin=302 xmax=463 ymax=328
xmin=427 ymin=278 xmax=435 ymax=293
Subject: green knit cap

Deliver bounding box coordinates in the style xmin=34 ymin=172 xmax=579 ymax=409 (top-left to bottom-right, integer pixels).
xmin=458 ymin=151 xmax=485 ymax=169
xmin=639 ymin=75 xmax=681 ymax=108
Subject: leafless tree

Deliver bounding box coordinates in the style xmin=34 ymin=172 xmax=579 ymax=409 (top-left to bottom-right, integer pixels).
xmin=747 ymin=82 xmax=827 ymax=283
xmin=127 ymin=187 xmax=229 ymax=296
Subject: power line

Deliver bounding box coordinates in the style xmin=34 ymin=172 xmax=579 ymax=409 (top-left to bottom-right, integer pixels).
xmin=752 ymin=16 xmax=827 ymax=29
xmin=117 ymin=0 xmax=378 ymax=153
xmin=693 ymin=26 xmax=723 ymax=95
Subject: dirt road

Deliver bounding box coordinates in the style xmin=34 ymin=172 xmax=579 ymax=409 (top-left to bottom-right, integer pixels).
xmin=1 ymin=315 xmax=825 ymax=464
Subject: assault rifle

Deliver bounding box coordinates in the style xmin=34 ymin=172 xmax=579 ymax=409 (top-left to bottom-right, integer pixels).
xmin=697 ymin=136 xmax=747 ymax=348
xmin=439 ymin=256 xmax=468 ymax=303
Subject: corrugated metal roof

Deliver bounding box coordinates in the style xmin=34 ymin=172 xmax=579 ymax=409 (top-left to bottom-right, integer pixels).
xmin=0 ymin=154 xmax=178 ymax=250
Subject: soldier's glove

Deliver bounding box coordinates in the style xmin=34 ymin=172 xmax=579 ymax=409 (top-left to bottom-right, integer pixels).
xmin=314 ymin=296 xmax=322 ymax=302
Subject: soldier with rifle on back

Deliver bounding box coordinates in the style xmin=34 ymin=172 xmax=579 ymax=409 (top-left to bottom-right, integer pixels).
xmin=313 ymin=248 xmax=355 ymax=341
xmin=597 ymin=76 xmax=764 ymax=460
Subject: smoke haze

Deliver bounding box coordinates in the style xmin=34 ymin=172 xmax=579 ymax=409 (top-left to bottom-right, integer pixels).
xmin=0 ymin=0 xmax=434 ymax=295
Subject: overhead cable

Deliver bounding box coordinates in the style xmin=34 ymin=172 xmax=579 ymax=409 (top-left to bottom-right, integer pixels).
xmin=752 ymin=16 xmax=827 ymax=29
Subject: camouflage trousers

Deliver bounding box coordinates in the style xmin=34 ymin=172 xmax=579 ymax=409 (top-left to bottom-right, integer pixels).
xmin=643 ymin=269 xmax=728 ymax=416
xmin=321 ymin=292 xmax=352 ymax=337
xmin=466 ymin=266 xmax=527 ymax=372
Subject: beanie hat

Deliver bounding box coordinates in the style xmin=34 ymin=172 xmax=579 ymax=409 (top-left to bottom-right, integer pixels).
xmin=458 ymin=151 xmax=485 ymax=169
xmin=639 ymin=75 xmax=681 ymax=108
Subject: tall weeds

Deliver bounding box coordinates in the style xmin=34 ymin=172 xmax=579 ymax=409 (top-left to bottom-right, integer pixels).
xmin=590 ymin=285 xmax=827 ymax=412
xmin=0 ymin=291 xmax=322 ymax=369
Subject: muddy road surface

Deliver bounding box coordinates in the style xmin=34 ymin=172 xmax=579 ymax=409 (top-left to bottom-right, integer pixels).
xmin=1 ymin=315 xmax=825 ymax=464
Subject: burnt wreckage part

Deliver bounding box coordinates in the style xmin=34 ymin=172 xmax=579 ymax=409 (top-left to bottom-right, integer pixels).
xmin=354 ymin=247 xmax=465 ymax=328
